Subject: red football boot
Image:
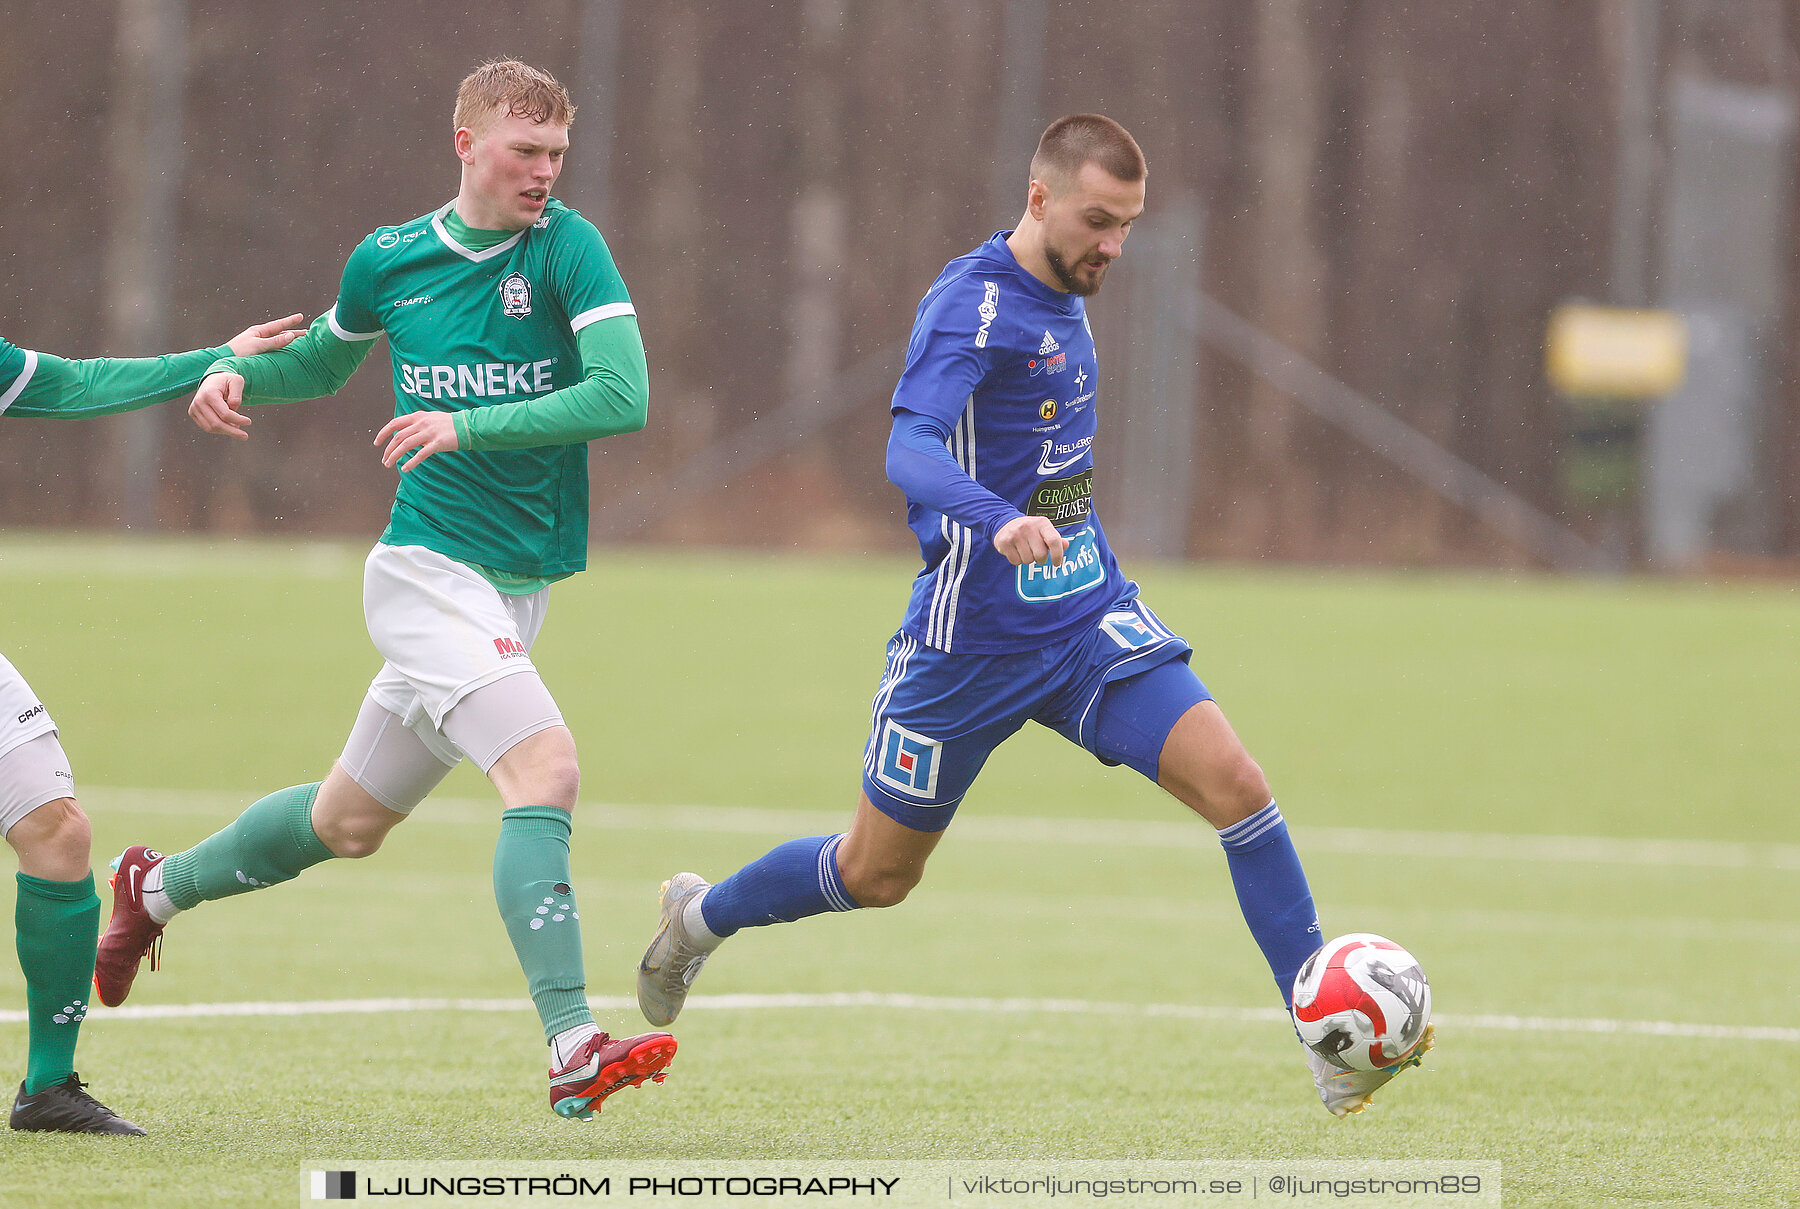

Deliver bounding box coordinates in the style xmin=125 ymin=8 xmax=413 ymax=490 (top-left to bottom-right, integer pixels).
xmin=94 ymin=846 xmax=167 ymax=1007
xmin=549 ymin=1031 xmax=677 ymax=1120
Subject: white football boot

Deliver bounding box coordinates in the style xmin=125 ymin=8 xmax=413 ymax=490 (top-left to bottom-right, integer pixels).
xmin=1307 ymin=1023 xmax=1435 ymax=1117
xmin=636 ymin=873 xmax=716 ymax=1027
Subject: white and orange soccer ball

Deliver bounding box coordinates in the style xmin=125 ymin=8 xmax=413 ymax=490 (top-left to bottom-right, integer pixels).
xmin=1290 ymin=933 xmax=1432 ymax=1072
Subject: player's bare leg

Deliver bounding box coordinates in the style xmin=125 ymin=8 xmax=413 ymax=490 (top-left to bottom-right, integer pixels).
xmin=308 ymin=765 xmax=411 ymax=858
xmin=7 ymin=796 xmax=90 ymax=882
xmin=833 ymin=793 xmax=944 ymax=907
xmin=1152 ymin=701 xmax=1272 ymax=829
xmin=485 ymin=725 xmax=580 ymax=813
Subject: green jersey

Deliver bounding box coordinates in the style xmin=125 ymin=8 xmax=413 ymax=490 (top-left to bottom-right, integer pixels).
xmin=326 ymin=197 xmax=636 ymax=579
xmin=1 ymin=335 xmax=230 ymax=420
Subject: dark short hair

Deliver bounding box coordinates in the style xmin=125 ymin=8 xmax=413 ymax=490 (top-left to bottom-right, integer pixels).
xmin=1029 ymin=114 xmax=1146 ymax=188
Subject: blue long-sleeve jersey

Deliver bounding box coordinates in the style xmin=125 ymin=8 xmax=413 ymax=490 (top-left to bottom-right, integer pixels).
xmin=889 ymin=232 xmax=1128 ymax=654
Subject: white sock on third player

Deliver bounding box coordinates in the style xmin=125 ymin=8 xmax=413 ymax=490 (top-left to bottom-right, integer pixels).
xmin=141 ymin=858 xmax=180 ymax=925
xmin=550 ymin=1022 xmax=601 ymax=1068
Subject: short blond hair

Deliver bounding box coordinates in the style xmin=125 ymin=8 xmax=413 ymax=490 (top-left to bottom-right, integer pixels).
xmin=453 ymin=59 xmax=575 ymax=136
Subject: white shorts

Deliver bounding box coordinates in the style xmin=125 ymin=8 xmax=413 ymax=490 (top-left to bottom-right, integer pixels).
xmin=1 ymin=650 xmax=73 ymax=835
xmin=0 ymin=651 xmax=58 ymax=764
xmin=346 ymin=544 xmax=565 ymax=811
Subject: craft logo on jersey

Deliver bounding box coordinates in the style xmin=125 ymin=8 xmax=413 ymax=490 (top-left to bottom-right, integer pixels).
xmin=975 ymin=281 xmax=999 ymax=348
xmin=493 ymin=636 xmax=529 ymax=661
xmin=16 ymin=703 xmax=46 ymax=726
xmin=500 ymin=272 xmax=533 ymax=319
xmin=874 ymin=720 xmax=942 ymax=799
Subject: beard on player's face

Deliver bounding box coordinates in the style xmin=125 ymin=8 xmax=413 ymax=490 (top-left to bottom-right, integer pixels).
xmin=1043 ymin=239 xmax=1111 ymax=296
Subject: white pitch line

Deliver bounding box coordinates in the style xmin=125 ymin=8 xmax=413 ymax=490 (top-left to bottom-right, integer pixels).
xmin=2 ymin=992 xmax=1794 ymax=1044
xmin=79 ymin=788 xmax=1800 ymax=873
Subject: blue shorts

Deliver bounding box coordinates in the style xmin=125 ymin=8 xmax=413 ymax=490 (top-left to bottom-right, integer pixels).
xmin=861 ymin=588 xmax=1212 ymax=832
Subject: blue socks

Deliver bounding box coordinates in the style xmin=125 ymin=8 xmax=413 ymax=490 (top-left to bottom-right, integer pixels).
xmin=1218 ymin=801 xmax=1322 ymax=1005
xmin=699 ymin=834 xmax=859 ymax=938
xmin=691 ymin=808 xmax=1316 ymax=1013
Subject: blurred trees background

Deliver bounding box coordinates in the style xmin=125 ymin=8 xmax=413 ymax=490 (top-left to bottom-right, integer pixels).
xmin=2 ymin=0 xmax=1796 ymax=569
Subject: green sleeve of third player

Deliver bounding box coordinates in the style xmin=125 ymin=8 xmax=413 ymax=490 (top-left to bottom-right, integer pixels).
xmin=452 ymin=315 xmax=649 ymax=452
xmin=207 ymin=313 xmax=374 ymax=406
xmin=4 ymin=345 xmax=231 ymax=419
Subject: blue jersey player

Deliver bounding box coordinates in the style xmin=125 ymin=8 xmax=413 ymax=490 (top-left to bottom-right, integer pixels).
xmin=636 ymin=115 xmax=1431 ymax=1116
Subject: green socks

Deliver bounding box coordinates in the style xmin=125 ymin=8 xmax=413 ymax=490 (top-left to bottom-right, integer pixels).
xmin=494 ymin=806 xmax=594 ymax=1040
xmin=132 ymin=792 xmax=594 ymax=1045
xmin=160 ymin=783 xmax=333 ymax=911
xmin=15 ymin=871 xmax=100 ymax=1095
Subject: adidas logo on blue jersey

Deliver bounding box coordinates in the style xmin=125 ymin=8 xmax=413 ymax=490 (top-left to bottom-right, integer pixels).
xmin=1038 ymin=331 xmax=1061 ymax=356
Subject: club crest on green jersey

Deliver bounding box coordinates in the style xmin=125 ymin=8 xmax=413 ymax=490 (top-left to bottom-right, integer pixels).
xmin=500 ymin=272 xmax=533 ymax=319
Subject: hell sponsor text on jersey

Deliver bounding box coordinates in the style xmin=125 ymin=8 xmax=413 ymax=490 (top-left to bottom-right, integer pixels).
xmin=1037 ymin=433 xmax=1094 ymax=475
xmin=400 ymin=360 xmax=557 ymax=401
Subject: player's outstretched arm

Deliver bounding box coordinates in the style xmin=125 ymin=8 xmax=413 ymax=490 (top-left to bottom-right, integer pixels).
xmin=1 ymin=314 xmax=302 ymax=422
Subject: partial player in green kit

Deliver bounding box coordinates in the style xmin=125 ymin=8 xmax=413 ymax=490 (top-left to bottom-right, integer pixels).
xmin=94 ymin=60 xmax=672 ymax=1121
xmin=3 ymin=314 xmax=304 ymax=1134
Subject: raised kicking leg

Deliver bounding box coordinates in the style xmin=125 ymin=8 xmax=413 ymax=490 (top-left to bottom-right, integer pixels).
xmin=93 ymin=694 xmax=447 ymax=1007
xmin=1097 ymin=661 xmax=1429 ymax=1116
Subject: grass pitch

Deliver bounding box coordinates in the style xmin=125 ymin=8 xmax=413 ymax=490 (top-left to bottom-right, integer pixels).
xmin=0 ymin=536 xmax=1796 ymax=1207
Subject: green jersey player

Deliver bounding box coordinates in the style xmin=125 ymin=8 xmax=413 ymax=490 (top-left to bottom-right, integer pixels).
xmin=95 ymin=60 xmax=675 ymax=1121
xmin=3 ymin=314 xmax=304 ymax=1135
